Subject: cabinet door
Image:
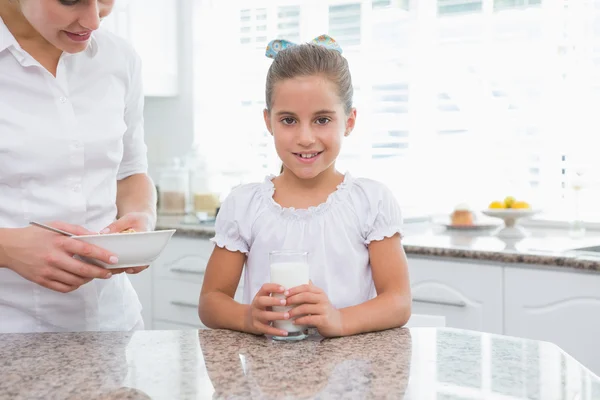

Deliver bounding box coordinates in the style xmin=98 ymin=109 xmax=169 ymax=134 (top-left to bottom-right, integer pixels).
xmin=504 ymin=266 xmax=600 ymax=375
xmin=101 ymin=0 xmax=178 ymax=96
xmin=153 ymin=237 xmax=214 ymax=283
xmin=127 ymin=272 xmax=153 ymax=329
xmin=407 ymin=257 xmax=503 ymax=334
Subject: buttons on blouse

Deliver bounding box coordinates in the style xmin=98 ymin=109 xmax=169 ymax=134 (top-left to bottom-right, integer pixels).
xmin=59 ymin=96 xmax=67 ymax=104
xmin=73 ymin=184 xmax=82 ymax=193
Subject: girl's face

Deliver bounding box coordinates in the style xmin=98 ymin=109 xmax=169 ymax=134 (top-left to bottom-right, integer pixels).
xmin=264 ymin=75 xmax=356 ymax=181
xmin=17 ymin=0 xmax=115 ymax=53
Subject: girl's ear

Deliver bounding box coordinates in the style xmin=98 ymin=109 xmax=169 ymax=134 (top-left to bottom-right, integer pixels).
xmin=344 ymin=108 xmax=357 ymax=137
xmin=263 ymin=108 xmax=273 ymax=136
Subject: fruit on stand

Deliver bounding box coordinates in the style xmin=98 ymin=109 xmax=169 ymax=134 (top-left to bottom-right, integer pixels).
xmin=488 ymin=201 xmax=504 ymax=209
xmin=503 ymin=196 xmax=516 ymax=208
xmin=487 ymin=197 xmax=531 ymax=210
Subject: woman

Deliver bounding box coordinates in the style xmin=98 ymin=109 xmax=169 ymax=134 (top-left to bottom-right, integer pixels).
xmin=0 ymin=0 xmax=157 ymax=332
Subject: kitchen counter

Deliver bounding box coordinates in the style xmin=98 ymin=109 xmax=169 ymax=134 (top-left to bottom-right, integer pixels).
xmin=1 ymin=327 xmax=598 ymax=399
xmin=157 ymin=216 xmax=600 ymax=272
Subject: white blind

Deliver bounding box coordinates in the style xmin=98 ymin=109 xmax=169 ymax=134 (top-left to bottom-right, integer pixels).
xmin=192 ymin=0 xmax=600 ymax=220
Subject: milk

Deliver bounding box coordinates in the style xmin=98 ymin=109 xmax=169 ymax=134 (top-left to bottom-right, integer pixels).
xmin=270 ymin=261 xmax=310 ymax=333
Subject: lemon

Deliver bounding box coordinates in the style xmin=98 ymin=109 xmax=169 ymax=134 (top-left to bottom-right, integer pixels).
xmin=504 ymin=196 xmax=516 ymax=208
xmin=489 ymin=201 xmax=504 ymax=209
xmin=512 ymin=201 xmax=530 ymax=209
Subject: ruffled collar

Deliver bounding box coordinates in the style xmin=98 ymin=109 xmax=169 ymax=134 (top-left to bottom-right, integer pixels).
xmin=260 ymin=172 xmax=353 ymax=219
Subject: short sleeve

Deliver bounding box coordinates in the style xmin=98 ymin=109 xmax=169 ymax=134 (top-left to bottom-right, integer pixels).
xmin=117 ymin=50 xmax=148 ymax=180
xmin=358 ymin=180 xmax=403 ymax=244
xmin=210 ymin=185 xmax=259 ymax=254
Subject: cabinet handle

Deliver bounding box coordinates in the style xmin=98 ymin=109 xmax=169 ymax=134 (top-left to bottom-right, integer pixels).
xmin=413 ymin=297 xmax=466 ymax=308
xmin=170 ymin=301 xmax=198 ymax=309
xmin=170 ymin=267 xmax=204 ymax=275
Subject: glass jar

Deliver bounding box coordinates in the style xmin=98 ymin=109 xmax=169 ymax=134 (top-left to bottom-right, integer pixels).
xmin=188 ymin=152 xmax=221 ymax=218
xmin=157 ymin=158 xmax=189 ymax=215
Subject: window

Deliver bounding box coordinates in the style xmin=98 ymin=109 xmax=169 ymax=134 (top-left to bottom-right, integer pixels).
xmin=192 ymin=0 xmax=600 ymax=221
xmin=494 ymin=0 xmax=542 ymax=11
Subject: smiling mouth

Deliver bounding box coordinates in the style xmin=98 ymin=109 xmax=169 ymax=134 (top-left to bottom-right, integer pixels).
xmin=293 ymin=151 xmax=323 ymax=159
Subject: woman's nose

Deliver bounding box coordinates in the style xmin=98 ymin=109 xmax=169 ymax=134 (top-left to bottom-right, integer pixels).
xmin=79 ymin=1 xmax=102 ymax=31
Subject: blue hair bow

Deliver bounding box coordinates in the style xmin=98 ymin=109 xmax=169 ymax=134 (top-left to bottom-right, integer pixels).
xmin=265 ymin=34 xmax=343 ymax=59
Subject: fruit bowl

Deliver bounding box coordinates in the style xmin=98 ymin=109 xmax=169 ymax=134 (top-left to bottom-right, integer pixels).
xmin=481 ymin=209 xmax=540 ymax=238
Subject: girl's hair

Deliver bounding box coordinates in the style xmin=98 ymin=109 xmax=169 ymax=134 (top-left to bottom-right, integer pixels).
xmin=265 ymin=43 xmax=354 ymax=115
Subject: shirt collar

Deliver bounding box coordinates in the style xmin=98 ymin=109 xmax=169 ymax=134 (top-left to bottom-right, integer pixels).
xmin=0 ymin=16 xmax=19 ymax=54
xmin=0 ymin=16 xmax=99 ymax=58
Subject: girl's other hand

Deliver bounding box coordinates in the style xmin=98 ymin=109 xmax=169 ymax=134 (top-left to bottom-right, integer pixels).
xmin=286 ymin=283 xmax=344 ymax=337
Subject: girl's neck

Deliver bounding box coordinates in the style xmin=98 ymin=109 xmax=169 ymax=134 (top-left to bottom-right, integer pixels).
xmin=271 ymin=165 xmax=346 ymax=210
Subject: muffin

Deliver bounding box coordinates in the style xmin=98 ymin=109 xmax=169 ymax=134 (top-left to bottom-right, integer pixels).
xmin=451 ymin=204 xmax=474 ymax=226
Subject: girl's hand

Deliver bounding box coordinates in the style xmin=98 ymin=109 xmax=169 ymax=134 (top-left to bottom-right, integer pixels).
xmin=286 ymin=283 xmax=344 ymax=337
xmin=244 ymin=283 xmax=290 ymax=337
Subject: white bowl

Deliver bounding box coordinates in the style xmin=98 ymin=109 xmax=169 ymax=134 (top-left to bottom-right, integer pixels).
xmin=481 ymin=209 xmax=540 ymax=238
xmin=72 ymin=229 xmax=176 ymax=269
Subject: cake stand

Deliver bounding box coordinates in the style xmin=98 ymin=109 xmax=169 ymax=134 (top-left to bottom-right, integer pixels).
xmin=481 ymin=209 xmax=541 ymax=239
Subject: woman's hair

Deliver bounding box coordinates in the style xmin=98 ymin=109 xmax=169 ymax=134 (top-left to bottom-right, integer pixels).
xmin=265 ymin=43 xmax=354 ymax=115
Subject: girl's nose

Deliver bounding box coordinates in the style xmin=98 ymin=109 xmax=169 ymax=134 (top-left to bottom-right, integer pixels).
xmin=297 ymin=125 xmax=316 ymax=147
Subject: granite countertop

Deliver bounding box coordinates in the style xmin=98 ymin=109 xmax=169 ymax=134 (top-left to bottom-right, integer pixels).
xmin=1 ymin=327 xmax=598 ymax=399
xmin=157 ymin=216 xmax=600 ymax=272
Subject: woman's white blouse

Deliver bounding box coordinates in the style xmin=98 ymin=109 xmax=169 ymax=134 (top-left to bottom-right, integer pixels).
xmin=211 ymin=173 xmax=403 ymax=309
xmin=0 ymin=18 xmax=148 ymax=332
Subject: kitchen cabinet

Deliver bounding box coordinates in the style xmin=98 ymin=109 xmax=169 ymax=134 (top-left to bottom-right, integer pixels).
xmin=504 ymin=266 xmax=600 ymax=375
xmin=101 ymin=0 xmax=178 ymax=97
xmin=129 ymin=236 xmax=243 ymax=329
xmin=407 ymin=257 xmax=504 ymax=334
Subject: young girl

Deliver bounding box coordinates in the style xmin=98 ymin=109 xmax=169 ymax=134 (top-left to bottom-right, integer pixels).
xmin=199 ymin=35 xmax=411 ymax=338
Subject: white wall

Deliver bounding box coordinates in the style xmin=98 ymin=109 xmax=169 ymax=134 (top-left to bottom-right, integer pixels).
xmin=143 ymin=0 xmax=195 ymax=181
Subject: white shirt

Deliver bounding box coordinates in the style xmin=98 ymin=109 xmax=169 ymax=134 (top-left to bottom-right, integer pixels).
xmin=211 ymin=174 xmax=403 ymax=308
xmin=0 ymin=18 xmax=148 ymax=333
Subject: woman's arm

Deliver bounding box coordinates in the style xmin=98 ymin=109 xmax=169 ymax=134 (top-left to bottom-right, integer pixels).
xmin=198 ymin=246 xmax=249 ymax=332
xmin=338 ymin=233 xmax=412 ymax=335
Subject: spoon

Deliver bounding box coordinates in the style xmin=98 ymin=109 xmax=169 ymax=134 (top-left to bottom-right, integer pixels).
xmin=29 ymin=221 xmax=74 ymax=237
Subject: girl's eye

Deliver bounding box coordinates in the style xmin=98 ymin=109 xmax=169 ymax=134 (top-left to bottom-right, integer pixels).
xmin=315 ymin=117 xmax=331 ymax=125
xmin=281 ymin=117 xmax=296 ymax=125
xmin=59 ymin=0 xmax=80 ymax=5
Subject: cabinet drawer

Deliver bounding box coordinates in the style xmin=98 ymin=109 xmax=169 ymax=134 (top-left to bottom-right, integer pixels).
xmin=154 ymin=279 xmax=244 ymax=327
xmin=154 ymin=279 xmax=204 ymax=326
xmin=154 ymin=237 xmax=215 ymax=283
xmin=407 ymin=257 xmax=503 ymax=334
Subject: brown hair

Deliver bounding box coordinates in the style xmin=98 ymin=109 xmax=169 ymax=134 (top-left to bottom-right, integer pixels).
xmin=265 ymin=43 xmax=354 ymax=115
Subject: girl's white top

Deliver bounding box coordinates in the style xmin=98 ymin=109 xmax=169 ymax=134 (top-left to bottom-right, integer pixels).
xmin=211 ymin=173 xmax=403 ymax=309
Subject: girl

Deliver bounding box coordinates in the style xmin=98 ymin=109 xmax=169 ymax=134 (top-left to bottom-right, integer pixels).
xmin=199 ymin=35 xmax=411 ymax=338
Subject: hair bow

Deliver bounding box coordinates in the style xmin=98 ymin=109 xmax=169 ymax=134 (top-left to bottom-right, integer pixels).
xmin=265 ymin=34 xmax=343 ymax=59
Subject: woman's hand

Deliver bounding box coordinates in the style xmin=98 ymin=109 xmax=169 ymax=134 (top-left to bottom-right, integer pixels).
xmin=286 ymin=283 xmax=344 ymax=338
xmin=0 ymin=222 xmax=117 ymax=293
xmin=244 ymin=283 xmax=290 ymax=337
xmin=100 ymin=212 xmax=154 ymax=275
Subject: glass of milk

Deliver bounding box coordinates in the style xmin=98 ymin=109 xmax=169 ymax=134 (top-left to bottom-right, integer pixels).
xmin=269 ymin=250 xmax=310 ymax=341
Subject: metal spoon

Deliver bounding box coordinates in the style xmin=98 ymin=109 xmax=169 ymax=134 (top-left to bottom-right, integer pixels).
xmin=29 ymin=221 xmax=74 ymax=237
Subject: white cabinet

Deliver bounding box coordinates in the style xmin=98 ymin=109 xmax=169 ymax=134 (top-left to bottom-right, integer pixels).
xmin=407 ymin=257 xmax=504 ymax=334
xmin=127 ymin=272 xmax=153 ymax=329
xmin=145 ymin=236 xmax=244 ymax=329
xmin=504 ymin=266 xmax=600 ymax=375
xmin=101 ymin=0 xmax=178 ymax=96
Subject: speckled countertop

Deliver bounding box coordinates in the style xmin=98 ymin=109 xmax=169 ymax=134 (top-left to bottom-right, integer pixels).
xmin=1 ymin=327 xmax=598 ymax=399
xmin=157 ymin=216 xmax=600 ymax=271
